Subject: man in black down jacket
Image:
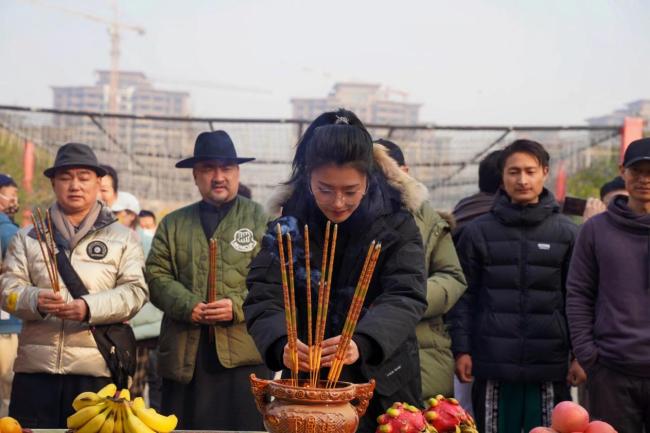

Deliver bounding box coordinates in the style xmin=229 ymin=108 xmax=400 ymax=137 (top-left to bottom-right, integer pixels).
xmin=448 ymin=139 xmax=582 ymax=433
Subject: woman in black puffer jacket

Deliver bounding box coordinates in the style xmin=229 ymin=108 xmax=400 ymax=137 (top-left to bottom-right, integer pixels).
xmin=243 ymin=109 xmax=427 ymax=433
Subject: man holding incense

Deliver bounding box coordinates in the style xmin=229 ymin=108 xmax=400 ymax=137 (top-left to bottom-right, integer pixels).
xmin=244 ymin=110 xmax=427 ymax=433
xmin=0 ymin=143 xmax=148 ymax=427
xmin=145 ymin=131 xmax=270 ymax=431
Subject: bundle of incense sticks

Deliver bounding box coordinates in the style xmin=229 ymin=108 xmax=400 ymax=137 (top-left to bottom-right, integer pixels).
xmin=275 ymin=221 xmax=339 ymax=387
xmin=207 ymin=239 xmax=218 ymax=341
xmin=276 ymin=221 xmax=381 ymax=388
xmin=31 ymin=208 xmax=60 ymax=293
xmin=326 ymin=241 xmax=382 ymax=388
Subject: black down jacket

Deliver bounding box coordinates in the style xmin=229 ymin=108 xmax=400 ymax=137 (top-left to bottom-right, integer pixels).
xmin=447 ymin=188 xmax=577 ymax=382
xmin=244 ymin=178 xmax=427 ymax=433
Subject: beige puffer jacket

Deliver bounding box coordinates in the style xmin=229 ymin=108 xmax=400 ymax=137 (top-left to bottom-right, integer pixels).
xmin=0 ymin=205 xmax=148 ymax=377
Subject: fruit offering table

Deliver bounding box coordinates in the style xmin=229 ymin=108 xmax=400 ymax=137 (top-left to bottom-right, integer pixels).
xmin=31 ymin=430 xmax=267 ymax=433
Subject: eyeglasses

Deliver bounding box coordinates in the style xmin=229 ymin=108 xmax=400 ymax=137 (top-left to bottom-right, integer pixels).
xmin=309 ymin=181 xmax=368 ymax=205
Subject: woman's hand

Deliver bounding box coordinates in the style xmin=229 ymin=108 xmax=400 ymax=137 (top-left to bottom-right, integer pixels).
xmin=319 ymin=335 xmax=359 ymax=367
xmin=283 ymin=339 xmax=312 ymax=371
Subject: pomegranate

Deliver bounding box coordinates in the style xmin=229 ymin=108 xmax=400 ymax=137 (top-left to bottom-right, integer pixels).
xmin=529 ymin=428 xmax=558 ymax=433
xmin=551 ymin=401 xmax=589 ymax=433
xmin=584 ymin=421 xmax=618 ymax=433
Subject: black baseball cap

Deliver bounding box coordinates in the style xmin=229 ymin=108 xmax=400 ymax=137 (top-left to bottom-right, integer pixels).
xmin=623 ymin=138 xmax=650 ymax=168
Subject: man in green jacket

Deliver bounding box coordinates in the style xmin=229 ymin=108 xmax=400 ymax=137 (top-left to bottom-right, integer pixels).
xmin=375 ymin=139 xmax=467 ymax=399
xmin=145 ymin=131 xmax=271 ymax=431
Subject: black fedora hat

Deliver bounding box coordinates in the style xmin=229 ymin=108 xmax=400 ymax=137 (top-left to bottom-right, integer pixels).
xmin=176 ymin=131 xmax=255 ymax=168
xmin=44 ymin=142 xmax=107 ymax=178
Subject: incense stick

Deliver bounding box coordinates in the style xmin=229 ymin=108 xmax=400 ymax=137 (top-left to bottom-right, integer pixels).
xmin=303 ymin=225 xmax=314 ymax=384
xmin=285 ymin=232 xmax=299 ymax=385
xmin=208 ymin=239 xmax=218 ymax=342
xmin=276 ymin=224 xmax=298 ymax=385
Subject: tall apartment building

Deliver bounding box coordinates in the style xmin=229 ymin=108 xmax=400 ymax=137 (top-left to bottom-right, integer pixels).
xmin=291 ymin=82 xmax=421 ymax=125
xmin=52 ymin=71 xmax=196 ymax=203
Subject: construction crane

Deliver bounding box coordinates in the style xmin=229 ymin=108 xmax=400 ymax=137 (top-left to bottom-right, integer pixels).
xmin=20 ymin=1 xmax=272 ymax=98
xmin=20 ymin=0 xmax=146 ymax=114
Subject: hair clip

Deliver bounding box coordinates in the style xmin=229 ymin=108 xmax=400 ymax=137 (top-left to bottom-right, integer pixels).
xmin=334 ymin=115 xmax=350 ymax=125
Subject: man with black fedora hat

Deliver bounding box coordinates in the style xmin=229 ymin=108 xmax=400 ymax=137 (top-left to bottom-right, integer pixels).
xmin=0 ymin=142 xmax=148 ymax=427
xmin=146 ymin=130 xmax=271 ymax=430
xmin=567 ymin=137 xmax=650 ymax=432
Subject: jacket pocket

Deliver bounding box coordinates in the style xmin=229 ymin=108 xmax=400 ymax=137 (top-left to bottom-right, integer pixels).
xmin=361 ymin=336 xmax=420 ymax=397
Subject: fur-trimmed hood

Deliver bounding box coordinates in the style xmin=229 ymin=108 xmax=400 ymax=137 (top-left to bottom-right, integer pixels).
xmin=267 ymin=143 xmax=430 ymax=215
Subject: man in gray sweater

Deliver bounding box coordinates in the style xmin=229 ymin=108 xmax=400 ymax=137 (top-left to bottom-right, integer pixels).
xmin=567 ymin=137 xmax=650 ymax=433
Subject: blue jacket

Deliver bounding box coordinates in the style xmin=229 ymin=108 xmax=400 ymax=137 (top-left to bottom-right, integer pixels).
xmin=0 ymin=212 xmax=18 ymax=257
xmin=0 ymin=212 xmax=21 ymax=334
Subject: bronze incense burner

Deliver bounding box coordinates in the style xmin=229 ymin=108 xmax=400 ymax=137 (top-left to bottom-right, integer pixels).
xmin=250 ymin=375 xmax=375 ymax=433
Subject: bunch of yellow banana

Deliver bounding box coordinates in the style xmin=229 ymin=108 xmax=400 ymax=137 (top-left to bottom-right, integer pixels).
xmin=68 ymin=384 xmax=178 ymax=433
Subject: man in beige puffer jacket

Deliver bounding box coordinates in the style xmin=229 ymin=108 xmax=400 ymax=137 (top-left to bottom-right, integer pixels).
xmin=0 ymin=143 xmax=148 ymax=428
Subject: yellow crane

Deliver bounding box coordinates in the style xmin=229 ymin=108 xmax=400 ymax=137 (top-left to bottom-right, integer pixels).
xmin=20 ymin=0 xmax=146 ymax=114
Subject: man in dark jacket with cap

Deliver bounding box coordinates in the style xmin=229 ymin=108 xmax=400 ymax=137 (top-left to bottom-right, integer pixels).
xmin=448 ymin=139 xmax=581 ymax=433
xmin=567 ymin=137 xmax=650 ymax=433
xmin=145 ymin=131 xmax=271 ymax=431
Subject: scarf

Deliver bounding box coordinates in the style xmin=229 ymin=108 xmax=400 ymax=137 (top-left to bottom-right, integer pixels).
xmin=50 ymin=201 xmax=102 ymax=250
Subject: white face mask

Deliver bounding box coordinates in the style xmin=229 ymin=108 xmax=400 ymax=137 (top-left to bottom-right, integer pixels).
xmin=142 ymin=229 xmax=156 ymax=237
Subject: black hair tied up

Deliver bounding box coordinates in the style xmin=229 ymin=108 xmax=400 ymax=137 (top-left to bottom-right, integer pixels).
xmin=288 ymin=109 xmax=374 ymax=186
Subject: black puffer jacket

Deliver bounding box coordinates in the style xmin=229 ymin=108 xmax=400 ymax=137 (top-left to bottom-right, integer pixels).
xmin=244 ymin=177 xmax=427 ymax=433
xmin=448 ymin=188 xmax=577 ymax=382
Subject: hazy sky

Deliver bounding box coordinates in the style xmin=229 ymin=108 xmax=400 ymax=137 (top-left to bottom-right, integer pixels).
xmin=1 ymin=0 xmax=649 ymax=125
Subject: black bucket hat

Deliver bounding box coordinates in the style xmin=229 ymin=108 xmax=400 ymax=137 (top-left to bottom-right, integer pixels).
xmin=175 ymin=131 xmax=255 ymax=168
xmin=43 ymin=143 xmax=107 ymax=178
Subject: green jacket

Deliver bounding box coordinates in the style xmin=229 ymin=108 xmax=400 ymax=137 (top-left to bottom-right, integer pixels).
xmin=145 ymin=197 xmax=269 ymax=383
xmin=413 ymin=201 xmax=467 ymax=399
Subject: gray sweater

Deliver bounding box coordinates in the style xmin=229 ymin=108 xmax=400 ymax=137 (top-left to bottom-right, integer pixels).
xmin=567 ymin=196 xmax=650 ymax=377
